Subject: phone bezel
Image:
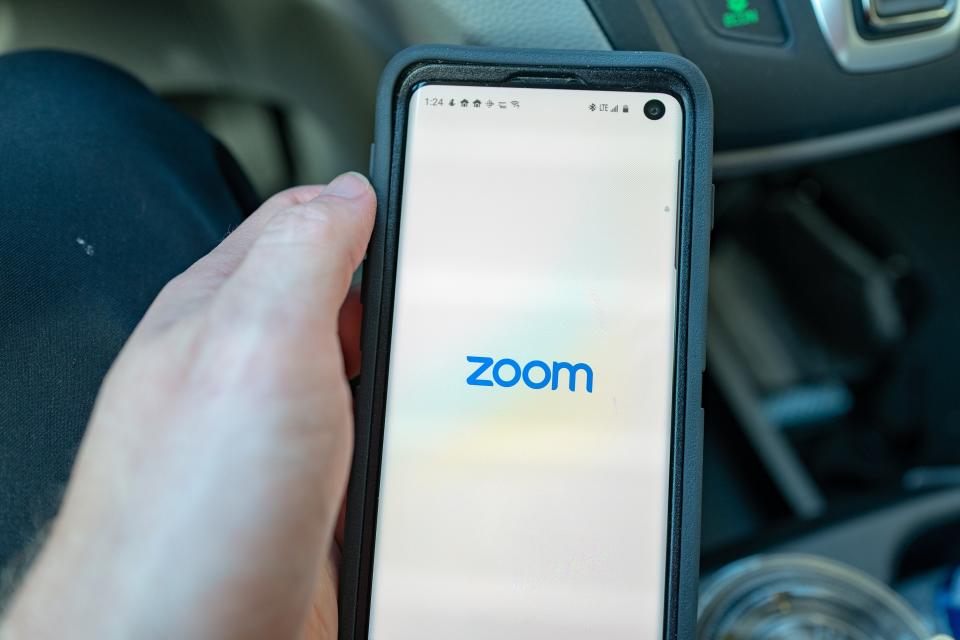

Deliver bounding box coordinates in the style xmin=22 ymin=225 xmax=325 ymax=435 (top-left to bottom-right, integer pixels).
xmin=341 ymin=46 xmax=712 ymax=640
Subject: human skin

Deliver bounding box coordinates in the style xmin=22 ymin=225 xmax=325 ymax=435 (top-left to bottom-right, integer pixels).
xmin=0 ymin=171 xmax=375 ymax=640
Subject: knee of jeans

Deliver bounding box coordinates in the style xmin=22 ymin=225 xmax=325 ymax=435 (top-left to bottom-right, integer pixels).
xmin=0 ymin=49 xmax=153 ymax=129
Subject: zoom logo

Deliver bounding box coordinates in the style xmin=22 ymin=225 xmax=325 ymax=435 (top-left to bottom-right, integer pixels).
xmin=466 ymin=356 xmax=594 ymax=393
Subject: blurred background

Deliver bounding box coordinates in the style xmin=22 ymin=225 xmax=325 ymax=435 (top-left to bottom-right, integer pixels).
xmin=3 ymin=0 xmax=960 ymax=636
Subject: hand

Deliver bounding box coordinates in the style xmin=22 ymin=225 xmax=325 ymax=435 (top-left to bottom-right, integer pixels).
xmin=0 ymin=172 xmax=375 ymax=639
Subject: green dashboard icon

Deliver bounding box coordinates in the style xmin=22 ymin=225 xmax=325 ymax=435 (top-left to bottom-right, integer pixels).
xmin=723 ymin=0 xmax=761 ymax=28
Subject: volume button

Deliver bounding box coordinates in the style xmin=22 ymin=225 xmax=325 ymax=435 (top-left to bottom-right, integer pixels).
xmin=359 ymin=257 xmax=369 ymax=352
xmin=368 ymin=143 xmax=375 ymax=177
xmin=360 ymin=258 xmax=370 ymax=300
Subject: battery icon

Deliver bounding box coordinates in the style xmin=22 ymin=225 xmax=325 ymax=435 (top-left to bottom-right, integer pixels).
xmin=622 ymin=104 xmax=630 ymax=113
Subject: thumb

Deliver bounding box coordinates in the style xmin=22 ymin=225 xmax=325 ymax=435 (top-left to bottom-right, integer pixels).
xmin=212 ymin=172 xmax=375 ymax=332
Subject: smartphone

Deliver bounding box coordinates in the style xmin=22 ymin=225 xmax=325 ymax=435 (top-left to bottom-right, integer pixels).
xmin=341 ymin=46 xmax=712 ymax=640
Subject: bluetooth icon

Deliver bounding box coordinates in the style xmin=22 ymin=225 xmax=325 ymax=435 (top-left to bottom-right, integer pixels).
xmin=588 ymin=103 xmax=597 ymax=112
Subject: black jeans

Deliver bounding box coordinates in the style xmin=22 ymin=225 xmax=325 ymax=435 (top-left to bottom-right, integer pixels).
xmin=0 ymin=50 xmax=260 ymax=570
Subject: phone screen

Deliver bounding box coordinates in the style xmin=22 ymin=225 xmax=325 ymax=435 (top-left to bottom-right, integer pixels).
xmin=368 ymin=84 xmax=683 ymax=639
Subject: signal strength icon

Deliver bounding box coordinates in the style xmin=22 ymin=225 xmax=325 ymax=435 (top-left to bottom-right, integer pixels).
xmin=611 ymin=104 xmax=619 ymax=113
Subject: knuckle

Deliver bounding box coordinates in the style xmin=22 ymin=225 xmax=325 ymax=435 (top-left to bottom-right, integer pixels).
xmin=259 ymin=203 xmax=342 ymax=247
xmin=262 ymin=184 xmax=326 ymax=208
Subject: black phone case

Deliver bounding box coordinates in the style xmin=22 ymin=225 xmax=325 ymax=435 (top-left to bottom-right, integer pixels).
xmin=341 ymin=45 xmax=713 ymax=640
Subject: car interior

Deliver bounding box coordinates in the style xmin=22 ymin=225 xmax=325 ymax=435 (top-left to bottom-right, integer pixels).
xmin=3 ymin=0 xmax=960 ymax=635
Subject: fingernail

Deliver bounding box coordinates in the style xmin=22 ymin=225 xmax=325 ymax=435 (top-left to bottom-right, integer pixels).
xmin=325 ymin=172 xmax=371 ymax=199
